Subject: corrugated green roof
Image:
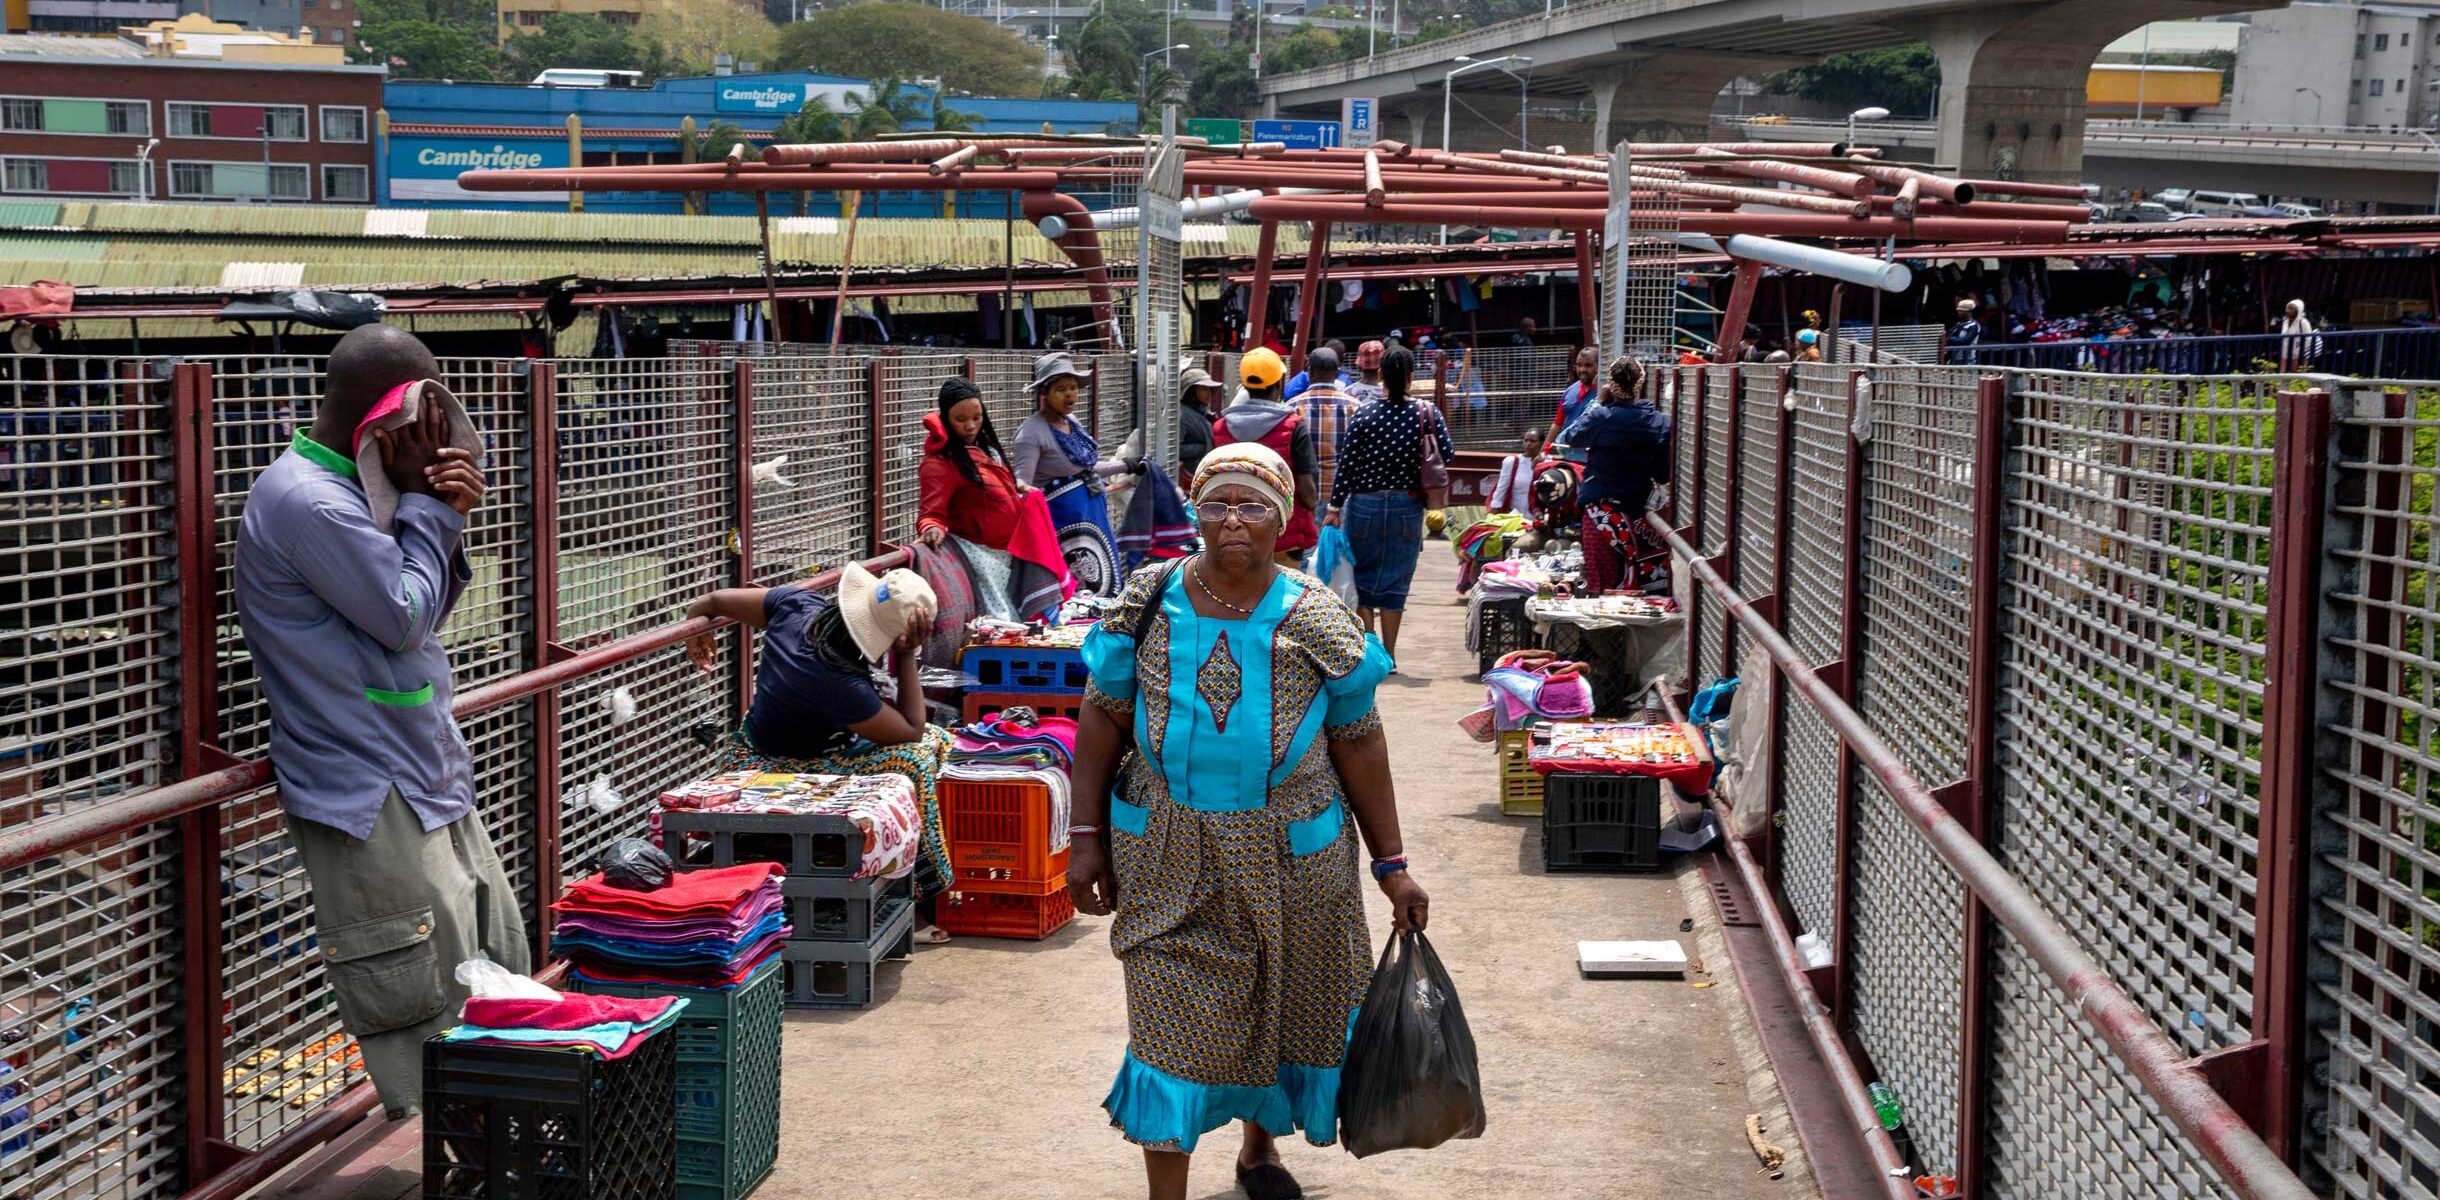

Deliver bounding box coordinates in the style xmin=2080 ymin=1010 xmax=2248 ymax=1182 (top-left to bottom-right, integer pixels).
xmin=0 ymin=201 xmax=1335 ymax=294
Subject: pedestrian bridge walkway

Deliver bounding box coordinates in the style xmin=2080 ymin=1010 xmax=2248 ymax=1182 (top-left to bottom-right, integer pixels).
xmin=261 ymin=552 xmax=1816 ymax=1200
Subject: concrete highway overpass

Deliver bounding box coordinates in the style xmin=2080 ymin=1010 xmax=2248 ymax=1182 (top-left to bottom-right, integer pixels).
xmin=1739 ymin=118 xmax=2440 ymax=207
xmin=1258 ymin=0 xmax=2280 ymax=182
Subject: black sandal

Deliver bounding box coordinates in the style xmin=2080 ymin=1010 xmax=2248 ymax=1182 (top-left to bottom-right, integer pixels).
xmin=1236 ymin=1161 xmax=1304 ymax=1200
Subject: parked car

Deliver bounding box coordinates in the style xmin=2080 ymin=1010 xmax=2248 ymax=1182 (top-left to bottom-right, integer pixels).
xmin=2155 ymin=188 xmax=2195 ymax=211
xmin=2128 ymin=201 xmax=2179 ymax=223
xmin=2239 ymin=205 xmax=2292 ymax=219
xmin=2274 ymin=202 xmax=2324 ymax=219
xmin=2187 ymin=189 xmax=2263 ymax=216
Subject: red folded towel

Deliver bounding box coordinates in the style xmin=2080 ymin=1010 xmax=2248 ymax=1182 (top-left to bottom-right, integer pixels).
xmin=462 ymin=992 xmax=679 ymax=1033
xmin=554 ymin=862 xmax=783 ymax=919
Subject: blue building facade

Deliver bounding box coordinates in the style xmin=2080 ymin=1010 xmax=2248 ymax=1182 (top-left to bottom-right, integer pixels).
xmin=379 ymin=71 xmax=1137 ymax=216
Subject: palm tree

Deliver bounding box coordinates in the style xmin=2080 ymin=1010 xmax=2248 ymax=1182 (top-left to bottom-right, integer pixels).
xmin=771 ymin=97 xmax=846 ymax=146
xmin=846 ymin=76 xmax=929 ymax=138
xmin=930 ymin=95 xmax=979 ymax=133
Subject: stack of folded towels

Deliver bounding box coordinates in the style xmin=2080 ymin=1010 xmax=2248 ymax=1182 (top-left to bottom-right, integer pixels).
xmin=552 ymin=862 xmax=791 ymax=990
xmin=946 ymin=711 xmax=1077 ymax=852
xmin=442 ymin=991 xmax=687 ymax=1059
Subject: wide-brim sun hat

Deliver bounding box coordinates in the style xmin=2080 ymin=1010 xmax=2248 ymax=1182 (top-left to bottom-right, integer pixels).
xmin=1031 ymin=352 xmax=1092 ymax=392
xmin=1179 ymin=366 xmax=1216 ymax=393
xmin=837 ymin=562 xmax=938 ymax=663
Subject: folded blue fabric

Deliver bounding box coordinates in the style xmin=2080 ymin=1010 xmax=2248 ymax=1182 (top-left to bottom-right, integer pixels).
xmin=552 ymin=911 xmax=789 ymax=967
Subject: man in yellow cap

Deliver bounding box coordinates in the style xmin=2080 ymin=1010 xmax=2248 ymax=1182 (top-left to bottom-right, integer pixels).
xmin=1212 ymin=346 xmax=1321 ymax=567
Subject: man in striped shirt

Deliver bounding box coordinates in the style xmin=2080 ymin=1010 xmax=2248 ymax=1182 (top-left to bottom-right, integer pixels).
xmin=1298 ymin=346 xmax=1357 ymax=504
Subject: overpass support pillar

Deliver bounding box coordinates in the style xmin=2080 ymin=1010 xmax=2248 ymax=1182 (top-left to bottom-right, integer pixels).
xmin=1578 ymin=53 xmax=1794 ymax=152
xmin=1927 ymin=0 xmax=2221 ymax=184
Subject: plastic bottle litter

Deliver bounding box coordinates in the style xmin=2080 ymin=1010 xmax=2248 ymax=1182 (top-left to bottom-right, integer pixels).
xmin=1868 ymin=1081 xmax=1927 ymax=1177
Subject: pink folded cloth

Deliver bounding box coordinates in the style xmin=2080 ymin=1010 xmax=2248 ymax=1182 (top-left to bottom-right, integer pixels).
xmin=555 ymin=862 xmax=784 ymax=920
xmin=462 ymin=993 xmax=678 ymax=1033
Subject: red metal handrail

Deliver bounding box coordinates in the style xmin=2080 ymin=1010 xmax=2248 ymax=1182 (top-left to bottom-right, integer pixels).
xmin=0 ymin=551 xmax=909 ymax=876
xmin=1646 ymin=512 xmax=2314 ymax=1199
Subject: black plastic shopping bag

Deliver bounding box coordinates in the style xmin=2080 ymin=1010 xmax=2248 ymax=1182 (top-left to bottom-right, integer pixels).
xmin=1338 ymin=930 xmax=1487 ymax=1158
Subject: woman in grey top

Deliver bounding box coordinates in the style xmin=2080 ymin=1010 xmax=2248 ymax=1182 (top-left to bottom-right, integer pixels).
xmin=1013 ymin=351 xmax=1139 ymax=596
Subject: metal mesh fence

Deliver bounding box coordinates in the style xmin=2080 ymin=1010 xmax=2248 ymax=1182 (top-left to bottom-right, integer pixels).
xmin=1841 ymin=365 xmax=1979 ymax=1175
xmin=1695 ymin=369 xmax=1736 ymax=680
xmin=749 ymin=356 xmax=869 ymax=584
xmin=1438 ymin=345 xmax=1579 ymax=453
xmin=1733 ymin=366 xmax=1783 ymax=610
xmin=1997 ymin=371 xmax=2273 ymax=1055
xmin=875 ymin=353 xmax=963 ymax=544
xmin=971 ymin=351 xmax=1040 ymax=441
xmin=2312 ymin=380 xmax=2440 ymax=1196
xmin=1776 ymin=364 xmax=1850 ymax=942
xmin=0 ymin=356 xmax=188 ymax=1200
xmin=1983 ymin=929 xmax=2234 ymax=1198
xmin=552 ymin=357 xmax=737 ymax=882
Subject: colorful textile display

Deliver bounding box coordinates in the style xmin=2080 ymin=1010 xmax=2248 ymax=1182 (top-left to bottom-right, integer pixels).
xmin=655 ymin=771 xmax=924 ymax=882
xmin=948 ymin=712 xmax=1079 ymax=850
xmin=1526 ymin=594 xmax=1680 ymax=627
xmin=1006 ymin=489 xmax=1077 ymax=620
xmin=1529 ymin=722 xmax=1713 ymax=792
xmin=552 ymin=861 xmax=791 ymax=986
xmin=1118 ymin=460 xmax=1198 ymax=572
xmin=965 ymin=618 xmax=1092 ymax=650
xmin=1481 ymin=655 xmax=1595 ymax=726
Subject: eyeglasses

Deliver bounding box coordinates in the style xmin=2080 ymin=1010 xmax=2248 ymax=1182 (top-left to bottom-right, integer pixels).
xmin=1194 ymin=501 xmax=1277 ymax=526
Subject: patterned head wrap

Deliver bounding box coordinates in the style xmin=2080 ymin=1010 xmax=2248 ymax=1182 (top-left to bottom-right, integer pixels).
xmin=1191 ymin=442 xmax=1293 ymax=522
xmin=1603 ymin=354 xmax=1646 ymax=403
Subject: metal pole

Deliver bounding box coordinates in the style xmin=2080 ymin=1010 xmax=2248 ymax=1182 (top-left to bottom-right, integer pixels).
xmin=525 ymin=361 xmax=563 ymax=953
xmin=1952 ymin=372 xmax=2007 ymax=1199
xmin=172 ymin=360 xmax=232 ymax=1180
xmin=2134 ymin=22 xmax=2150 ymax=123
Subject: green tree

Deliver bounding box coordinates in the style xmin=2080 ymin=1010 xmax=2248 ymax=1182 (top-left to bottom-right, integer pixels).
xmin=1189 ymin=43 xmax=1257 ymax=117
xmin=930 ymin=95 xmax=980 ymax=133
xmin=771 ymin=97 xmax=847 ymax=145
xmin=773 ymin=4 xmax=1041 ymax=97
xmin=356 ymin=16 xmax=498 ymax=78
xmin=502 ymin=13 xmax=645 ymax=81
xmin=844 ymin=75 xmax=929 ymax=136
xmin=1264 ymin=23 xmax=1356 ymax=74
xmin=638 ymin=0 xmax=777 ymax=77
xmin=1760 ymin=44 xmax=1939 ymax=116
xmin=690 ymin=119 xmax=758 ymax=162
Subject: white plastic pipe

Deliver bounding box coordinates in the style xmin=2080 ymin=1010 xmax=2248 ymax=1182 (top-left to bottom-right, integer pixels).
xmin=1672 ymin=232 xmax=1912 ymax=292
xmin=1042 ymin=187 xmax=1338 ymax=237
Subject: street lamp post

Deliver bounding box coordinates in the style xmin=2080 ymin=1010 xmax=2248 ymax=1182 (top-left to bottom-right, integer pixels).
xmin=1846 ymin=104 xmax=1889 ymax=147
xmin=1441 ymin=53 xmax=1532 ymax=243
xmin=1139 ymin=44 xmax=1189 ymax=120
xmin=1041 ymin=32 xmax=1059 ymax=96
xmin=136 ymin=137 xmax=158 ymax=203
xmin=2295 ymin=86 xmax=2323 ymax=127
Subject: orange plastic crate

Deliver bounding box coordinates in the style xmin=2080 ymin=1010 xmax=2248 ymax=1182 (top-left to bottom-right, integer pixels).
xmin=940 ymin=777 xmax=1070 ymax=894
xmin=935 ymin=888 xmax=1076 ymax=940
xmin=961 ymin=691 xmax=1084 ymax=725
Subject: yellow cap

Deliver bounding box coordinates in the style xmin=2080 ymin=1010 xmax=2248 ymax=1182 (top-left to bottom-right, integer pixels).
xmin=1239 ymin=347 xmax=1286 ymax=390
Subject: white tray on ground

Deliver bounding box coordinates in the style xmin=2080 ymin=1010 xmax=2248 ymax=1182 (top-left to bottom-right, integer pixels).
xmin=1577 ymin=940 xmax=1690 ymax=978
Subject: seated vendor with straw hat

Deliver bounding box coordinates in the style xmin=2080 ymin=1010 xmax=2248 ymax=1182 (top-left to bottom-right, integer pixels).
xmin=682 ymin=562 xmax=957 ymax=938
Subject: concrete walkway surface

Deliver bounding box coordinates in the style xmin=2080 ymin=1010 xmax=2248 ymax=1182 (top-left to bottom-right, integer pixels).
xmin=256 ymin=552 xmax=1816 ymax=1200
xmin=774 ymin=553 xmax=1812 ymax=1200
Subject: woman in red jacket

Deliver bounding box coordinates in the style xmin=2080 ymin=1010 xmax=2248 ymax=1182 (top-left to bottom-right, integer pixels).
xmin=918 ymin=377 xmax=1023 ymax=549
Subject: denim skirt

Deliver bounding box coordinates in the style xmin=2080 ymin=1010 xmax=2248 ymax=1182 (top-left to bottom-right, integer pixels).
xmin=1342 ymin=490 xmax=1424 ymax=611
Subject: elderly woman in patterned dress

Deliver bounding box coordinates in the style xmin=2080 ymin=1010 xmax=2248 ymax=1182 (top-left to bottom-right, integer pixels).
xmin=1067 ymin=441 xmax=1431 ymax=1200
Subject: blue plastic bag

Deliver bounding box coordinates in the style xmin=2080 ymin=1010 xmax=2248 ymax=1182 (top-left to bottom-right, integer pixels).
xmin=1308 ymin=524 xmax=1359 ymax=608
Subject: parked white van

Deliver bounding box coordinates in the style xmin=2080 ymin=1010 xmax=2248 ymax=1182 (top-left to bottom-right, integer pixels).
xmin=2187 ymin=190 xmax=2263 ymax=216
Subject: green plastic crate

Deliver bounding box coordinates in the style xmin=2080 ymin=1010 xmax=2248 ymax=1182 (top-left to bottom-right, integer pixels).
xmin=574 ymin=955 xmax=784 ymax=1200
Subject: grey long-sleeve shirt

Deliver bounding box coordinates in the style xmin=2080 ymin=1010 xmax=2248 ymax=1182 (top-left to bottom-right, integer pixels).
xmin=234 ymin=430 xmax=474 ymax=839
xmin=1012 ymin=413 xmax=1129 ymax=491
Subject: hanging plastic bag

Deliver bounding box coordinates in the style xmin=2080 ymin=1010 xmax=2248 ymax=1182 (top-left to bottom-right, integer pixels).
xmin=456 ymin=956 xmax=560 ymax=1003
xmin=1309 ymin=524 xmax=1360 ymax=609
xmin=1338 ymin=930 xmax=1487 ymax=1159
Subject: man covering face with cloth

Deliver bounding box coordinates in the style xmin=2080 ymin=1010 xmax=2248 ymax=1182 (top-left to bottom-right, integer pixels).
xmin=233 ymin=323 xmax=529 ymax=1118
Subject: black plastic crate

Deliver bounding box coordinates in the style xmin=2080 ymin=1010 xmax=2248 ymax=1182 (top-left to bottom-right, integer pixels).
xmin=1543 ymin=623 xmax=1641 ymax=716
xmin=1475 ymin=596 xmax=1538 ymax=674
xmin=575 ymin=959 xmax=784 ymax=1200
xmin=1540 ymin=772 xmax=1663 ymax=874
xmin=781 ymin=892 xmax=916 ymax=1009
xmin=785 ymin=871 xmax=915 ymax=944
xmin=422 ymin=1027 xmax=678 ymax=1200
xmin=666 ymin=808 xmax=863 ymax=878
